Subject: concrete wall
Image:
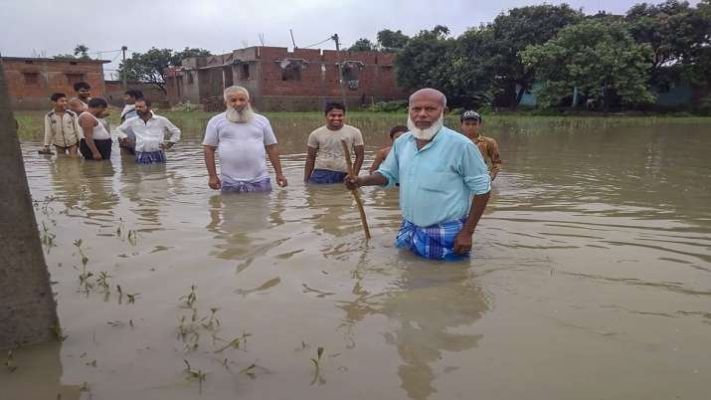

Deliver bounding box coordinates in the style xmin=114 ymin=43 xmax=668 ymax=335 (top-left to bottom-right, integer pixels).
xmin=2 ymin=57 xmax=107 ymax=110
xmin=0 ymin=58 xmax=59 ymax=349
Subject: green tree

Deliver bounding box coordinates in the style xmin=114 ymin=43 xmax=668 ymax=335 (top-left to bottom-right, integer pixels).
xmin=118 ymin=47 xmax=211 ymax=93
xmin=376 ymin=29 xmax=410 ymax=52
xmin=394 ymin=26 xmax=456 ymax=95
xmin=448 ymin=28 xmax=497 ymax=107
xmin=73 ymin=44 xmax=90 ymax=59
xmin=348 ymin=38 xmax=376 ymax=52
xmin=522 ymin=20 xmax=654 ymax=109
xmin=625 ymin=0 xmax=710 ymax=89
xmin=483 ymin=4 xmax=583 ymax=108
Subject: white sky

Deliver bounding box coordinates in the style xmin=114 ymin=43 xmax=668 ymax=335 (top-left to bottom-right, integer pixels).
xmin=0 ymin=0 xmax=699 ymax=79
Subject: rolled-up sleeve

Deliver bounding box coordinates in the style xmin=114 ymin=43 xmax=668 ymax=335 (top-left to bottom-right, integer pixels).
xmin=376 ymin=141 xmax=400 ymax=189
xmin=460 ymin=142 xmax=491 ymax=195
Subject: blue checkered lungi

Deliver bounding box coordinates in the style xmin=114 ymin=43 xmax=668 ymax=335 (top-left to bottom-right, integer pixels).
xmin=395 ymin=218 xmax=469 ymax=261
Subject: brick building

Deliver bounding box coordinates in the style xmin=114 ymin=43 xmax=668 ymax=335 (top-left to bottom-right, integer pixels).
xmin=1 ymin=56 xmax=109 ymax=110
xmin=165 ymin=46 xmax=407 ymax=111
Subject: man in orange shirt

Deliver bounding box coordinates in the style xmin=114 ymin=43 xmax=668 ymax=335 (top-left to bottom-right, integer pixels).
xmin=460 ymin=110 xmax=502 ymax=181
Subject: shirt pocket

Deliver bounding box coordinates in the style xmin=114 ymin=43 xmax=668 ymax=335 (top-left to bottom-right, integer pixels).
xmin=420 ymin=172 xmax=455 ymax=193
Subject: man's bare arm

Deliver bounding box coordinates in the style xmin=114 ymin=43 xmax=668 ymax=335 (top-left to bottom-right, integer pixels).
xmin=304 ymin=146 xmax=317 ymax=182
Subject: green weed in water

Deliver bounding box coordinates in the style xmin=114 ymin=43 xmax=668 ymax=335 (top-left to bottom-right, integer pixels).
xmin=311 ymin=346 xmax=324 ymax=370
xmin=50 ymin=324 xmax=68 ymax=342
xmin=4 ymin=349 xmax=17 ymax=373
xmin=97 ymin=271 xmax=111 ymax=290
xmin=179 ymin=285 xmax=198 ymax=308
xmin=183 ymin=359 xmax=207 ymax=393
xmin=201 ymin=307 xmax=220 ymax=331
xmin=73 ymin=239 xmax=89 ymax=267
xmin=240 ymin=363 xmax=257 ymax=379
xmin=40 ymin=222 xmax=56 ymax=253
xmin=126 ymin=292 xmax=139 ymax=304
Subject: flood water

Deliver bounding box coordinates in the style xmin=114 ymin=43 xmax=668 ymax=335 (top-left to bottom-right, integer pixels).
xmin=4 ymin=116 xmax=711 ymax=399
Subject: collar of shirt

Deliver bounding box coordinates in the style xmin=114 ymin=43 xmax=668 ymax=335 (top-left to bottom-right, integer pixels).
xmin=404 ymin=126 xmax=446 ymax=152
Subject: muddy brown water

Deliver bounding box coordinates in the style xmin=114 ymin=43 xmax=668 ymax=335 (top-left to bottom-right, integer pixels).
xmin=3 ymin=117 xmax=711 ymax=400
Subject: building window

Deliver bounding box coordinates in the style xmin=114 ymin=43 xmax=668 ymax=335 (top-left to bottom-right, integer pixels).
xmin=223 ymin=66 xmax=233 ymax=87
xmin=281 ymin=62 xmax=301 ymax=81
xmin=65 ymin=73 xmax=85 ymax=85
xmin=241 ymin=64 xmax=250 ymax=80
xmin=187 ymin=71 xmax=194 ymax=84
xmin=23 ymin=72 xmax=39 ymax=85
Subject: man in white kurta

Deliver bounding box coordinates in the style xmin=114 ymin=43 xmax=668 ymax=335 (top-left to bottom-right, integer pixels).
xmin=116 ymin=99 xmax=181 ymax=164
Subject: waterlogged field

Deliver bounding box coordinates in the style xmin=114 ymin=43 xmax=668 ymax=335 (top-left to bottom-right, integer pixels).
xmin=4 ymin=112 xmax=711 ymax=400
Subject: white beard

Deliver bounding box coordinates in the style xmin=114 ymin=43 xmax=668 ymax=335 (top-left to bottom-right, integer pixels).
xmin=226 ymin=105 xmax=254 ymax=123
xmin=407 ymin=114 xmax=444 ymax=141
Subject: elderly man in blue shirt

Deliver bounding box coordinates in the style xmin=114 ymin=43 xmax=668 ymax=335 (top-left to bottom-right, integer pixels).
xmin=345 ymin=88 xmax=491 ymax=260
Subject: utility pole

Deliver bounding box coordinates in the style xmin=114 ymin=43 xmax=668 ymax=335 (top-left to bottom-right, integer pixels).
xmin=331 ymin=33 xmax=346 ymax=107
xmin=121 ymin=46 xmax=128 ymax=89
xmin=290 ymin=29 xmax=297 ymax=49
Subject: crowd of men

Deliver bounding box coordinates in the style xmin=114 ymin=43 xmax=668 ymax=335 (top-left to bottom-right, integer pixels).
xmin=41 ymin=83 xmax=503 ymax=261
xmin=41 ymin=83 xmax=181 ymax=163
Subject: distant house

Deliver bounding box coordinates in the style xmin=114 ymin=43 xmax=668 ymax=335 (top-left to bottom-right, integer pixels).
xmin=1 ymin=56 xmax=109 ymax=109
xmin=104 ymin=80 xmax=168 ymax=107
xmin=164 ymin=46 xmax=408 ymax=111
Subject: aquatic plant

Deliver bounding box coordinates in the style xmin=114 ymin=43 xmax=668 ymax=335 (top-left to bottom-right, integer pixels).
xmin=311 ymin=346 xmax=324 ymax=370
xmin=4 ymin=349 xmax=17 ymax=373
xmin=179 ymin=285 xmax=198 ymax=308
xmin=50 ymin=324 xmax=68 ymax=342
xmin=126 ymin=293 xmax=139 ymax=304
xmin=183 ymin=360 xmax=207 ymax=393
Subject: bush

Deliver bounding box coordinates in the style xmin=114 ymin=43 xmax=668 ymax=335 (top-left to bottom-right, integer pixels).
xmin=697 ymin=95 xmax=711 ymax=116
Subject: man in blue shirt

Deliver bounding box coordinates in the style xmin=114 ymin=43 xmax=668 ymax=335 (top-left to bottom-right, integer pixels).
xmin=345 ymin=88 xmax=491 ymax=260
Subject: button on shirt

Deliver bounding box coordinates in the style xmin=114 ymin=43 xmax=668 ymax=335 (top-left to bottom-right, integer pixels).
xmin=202 ymin=113 xmax=278 ymax=184
xmin=377 ymin=127 xmax=491 ymax=227
xmin=44 ymin=110 xmax=81 ymax=147
xmin=116 ymin=113 xmax=181 ymax=152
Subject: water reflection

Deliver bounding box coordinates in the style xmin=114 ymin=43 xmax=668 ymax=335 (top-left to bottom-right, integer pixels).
xmin=339 ymin=254 xmax=489 ymax=400
xmin=207 ymin=193 xmax=271 ymax=260
xmin=0 ymin=342 xmax=81 ymax=400
xmin=304 ymin=185 xmax=352 ymax=237
xmin=119 ymin=161 xmax=181 ymax=232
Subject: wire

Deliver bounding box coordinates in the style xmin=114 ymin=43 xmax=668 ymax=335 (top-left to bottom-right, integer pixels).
xmin=303 ymin=36 xmax=333 ymax=49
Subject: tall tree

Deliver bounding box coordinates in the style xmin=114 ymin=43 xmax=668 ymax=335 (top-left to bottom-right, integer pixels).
xmin=448 ymin=27 xmax=497 ymax=107
xmin=118 ymin=47 xmax=211 ymax=93
xmin=625 ymin=0 xmax=710 ymax=89
xmin=522 ymin=20 xmax=654 ymax=109
xmin=484 ymin=4 xmax=584 ymax=108
xmin=348 ymin=38 xmax=376 ymax=52
xmin=394 ymin=26 xmax=456 ymax=94
xmin=377 ymin=29 xmax=410 ymax=52
xmin=73 ymin=44 xmax=90 ymax=59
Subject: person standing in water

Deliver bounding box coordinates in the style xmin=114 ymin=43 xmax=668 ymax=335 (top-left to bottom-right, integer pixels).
xmin=40 ymin=92 xmax=81 ymax=156
xmin=78 ymin=98 xmax=112 ymax=161
xmin=203 ymin=86 xmax=288 ymax=193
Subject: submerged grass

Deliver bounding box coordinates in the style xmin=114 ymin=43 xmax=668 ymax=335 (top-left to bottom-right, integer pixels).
xmin=14 ymin=110 xmax=711 ymax=142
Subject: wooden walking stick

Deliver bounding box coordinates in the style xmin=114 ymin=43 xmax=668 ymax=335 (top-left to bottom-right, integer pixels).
xmin=341 ymin=140 xmax=371 ymax=240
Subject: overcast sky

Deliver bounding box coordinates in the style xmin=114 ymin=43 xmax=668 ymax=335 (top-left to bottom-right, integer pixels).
xmin=1 ymin=0 xmax=699 ymax=79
